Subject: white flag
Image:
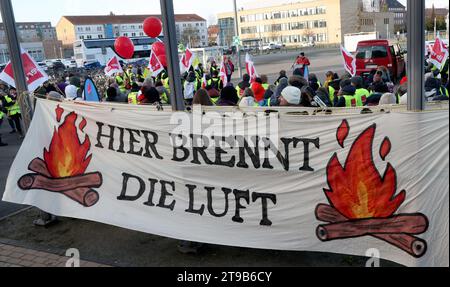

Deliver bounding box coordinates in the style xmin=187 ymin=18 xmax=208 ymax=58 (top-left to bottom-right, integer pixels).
xmin=148 ymin=51 xmax=164 ymax=77
xmin=245 ymin=53 xmax=258 ymax=82
xmin=104 ymin=56 xmax=123 ymax=76
xmin=340 ymin=45 xmax=356 ymax=77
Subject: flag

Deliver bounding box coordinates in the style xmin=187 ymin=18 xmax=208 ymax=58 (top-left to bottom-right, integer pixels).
xmin=0 ymin=49 xmax=48 ymax=92
xmin=245 ymin=53 xmax=258 ymax=82
xmin=180 ymin=47 xmax=194 ymax=73
xmin=83 ymin=78 xmax=101 ymax=102
xmin=104 ymin=55 xmax=123 ymax=76
xmin=340 ymin=45 xmax=356 ymax=77
xmin=148 ymin=51 xmax=164 ymax=77
xmin=303 ymin=65 xmax=310 ymax=79
xmin=219 ymin=62 xmax=228 ymax=87
xmin=192 ymin=56 xmax=201 ymax=69
xmin=202 ymin=73 xmax=208 ymax=89
xmin=429 ymin=37 xmax=449 ymax=70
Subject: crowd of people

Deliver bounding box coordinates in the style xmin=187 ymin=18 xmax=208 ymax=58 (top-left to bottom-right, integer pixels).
xmin=0 ymin=52 xmax=448 ymax=147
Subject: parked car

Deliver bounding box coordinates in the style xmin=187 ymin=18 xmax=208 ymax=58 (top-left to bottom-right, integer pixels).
xmin=62 ymin=59 xmax=77 ymax=69
xmin=262 ymin=43 xmax=277 ymax=51
xmin=84 ymin=60 xmax=101 ymax=70
xmin=355 ymin=40 xmax=406 ymax=82
xmin=52 ymin=60 xmax=66 ymax=71
xmin=300 ymin=42 xmax=315 ymax=48
xmin=37 ymin=62 xmax=49 ymax=72
xmin=45 ymin=60 xmax=55 ymax=68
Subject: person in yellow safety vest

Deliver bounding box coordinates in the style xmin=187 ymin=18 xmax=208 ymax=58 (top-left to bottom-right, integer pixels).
xmin=261 ymin=75 xmax=269 ymax=90
xmin=336 ymin=85 xmax=358 ymax=108
xmin=0 ymin=97 xmax=8 ymax=146
xmin=115 ymin=72 xmax=126 ymax=93
xmin=127 ymin=83 xmax=141 ymax=105
xmin=1 ymin=88 xmax=23 ymax=137
xmin=209 ymin=61 xmax=218 ymax=76
xmin=209 ymin=70 xmax=224 ymax=91
xmin=195 ymin=63 xmax=205 ymax=80
xmin=155 ymin=81 xmax=170 ymax=105
xmin=351 ymin=76 xmax=370 ymax=107
xmin=238 ymin=88 xmax=260 ymax=107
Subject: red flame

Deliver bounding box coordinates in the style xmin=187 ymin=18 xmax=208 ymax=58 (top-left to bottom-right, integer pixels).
xmin=337 ymin=120 xmax=350 ymax=148
xmin=380 ymin=137 xmax=391 ymax=161
xmin=44 ymin=112 xmax=92 ymax=178
xmin=56 ymin=105 xmax=64 ymax=122
xmin=79 ymin=118 xmax=87 ymax=132
xmin=324 ymin=124 xmax=406 ymax=219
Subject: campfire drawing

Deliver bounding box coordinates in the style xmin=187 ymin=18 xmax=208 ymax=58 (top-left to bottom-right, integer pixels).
xmin=316 ymin=120 xmax=429 ymax=258
xmin=18 ymin=105 xmax=102 ymax=207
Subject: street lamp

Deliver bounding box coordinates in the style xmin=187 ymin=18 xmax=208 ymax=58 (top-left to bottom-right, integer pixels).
xmin=233 ymin=0 xmax=242 ymax=79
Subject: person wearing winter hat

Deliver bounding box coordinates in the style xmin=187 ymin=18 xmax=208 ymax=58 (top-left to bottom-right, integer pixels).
xmin=379 ymin=93 xmax=397 ymax=105
xmin=251 ymin=77 xmax=266 ymax=103
xmin=288 ymin=75 xmax=308 ymax=89
xmin=65 ymin=76 xmax=82 ymax=100
xmin=217 ymin=86 xmax=239 ymax=106
xmin=280 ymin=86 xmax=301 ymax=106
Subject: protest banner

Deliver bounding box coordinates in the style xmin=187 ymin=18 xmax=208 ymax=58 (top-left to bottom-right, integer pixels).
xmin=3 ymin=100 xmax=449 ymax=267
xmin=340 ymin=45 xmax=357 ymax=77
xmin=429 ymin=37 xmax=449 ymax=70
xmin=104 ymin=56 xmax=123 ymax=77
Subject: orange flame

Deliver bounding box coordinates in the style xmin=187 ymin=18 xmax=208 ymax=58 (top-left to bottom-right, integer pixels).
xmin=324 ymin=123 xmax=405 ymax=219
xmin=44 ymin=111 xmax=92 ymax=178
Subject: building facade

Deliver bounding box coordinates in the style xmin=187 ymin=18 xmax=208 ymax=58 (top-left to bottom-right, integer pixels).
xmin=56 ymin=14 xmax=207 ymax=57
xmin=0 ymin=22 xmax=62 ymax=64
xmin=382 ymin=0 xmax=406 ymax=32
xmin=207 ymin=25 xmax=219 ymax=46
xmin=217 ymin=0 xmax=396 ymax=47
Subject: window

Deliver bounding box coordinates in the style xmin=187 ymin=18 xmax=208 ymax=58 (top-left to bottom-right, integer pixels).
xmin=384 ymin=18 xmax=389 ymax=25
xmin=139 ymin=25 xmax=143 ymax=29
xmin=132 ymin=33 xmax=136 ymax=37
xmin=356 ymin=46 xmax=388 ymax=59
xmin=97 ymin=26 xmax=102 ymax=31
xmin=123 ymin=33 xmax=128 ymax=37
xmin=86 ymin=27 xmax=91 ymax=32
xmin=98 ymin=35 xmax=103 ymax=38
xmin=87 ymin=35 xmax=92 ymax=39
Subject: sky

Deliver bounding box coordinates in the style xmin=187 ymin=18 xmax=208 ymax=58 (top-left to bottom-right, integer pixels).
xmin=1 ymin=0 xmax=449 ymax=26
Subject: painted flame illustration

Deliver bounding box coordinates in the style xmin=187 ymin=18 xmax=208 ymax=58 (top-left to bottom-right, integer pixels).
xmin=43 ymin=107 xmax=92 ymax=178
xmin=324 ymin=122 xmax=406 ymax=219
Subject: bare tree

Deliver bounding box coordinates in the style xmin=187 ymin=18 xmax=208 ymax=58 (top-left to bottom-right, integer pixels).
xmin=181 ymin=26 xmax=201 ymax=48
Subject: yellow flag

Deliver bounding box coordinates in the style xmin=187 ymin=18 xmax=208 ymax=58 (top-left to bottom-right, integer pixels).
xmin=192 ymin=57 xmax=201 ymax=69
xmin=143 ymin=67 xmax=149 ymax=79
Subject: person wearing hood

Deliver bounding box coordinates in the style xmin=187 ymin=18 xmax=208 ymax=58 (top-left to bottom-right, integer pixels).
xmin=217 ymin=86 xmax=239 ymax=106
xmin=308 ymin=73 xmax=321 ymax=92
xmin=365 ymin=81 xmax=389 ymax=106
xmin=425 ymin=76 xmax=449 ymax=101
xmin=288 ymin=75 xmax=308 ymax=90
xmin=65 ymin=76 xmax=83 ymax=100
xmin=315 ymin=87 xmax=332 ymax=107
xmin=236 ymin=74 xmax=251 ymax=98
xmin=300 ymin=86 xmax=316 ymax=107
xmin=193 ymin=89 xmax=214 ymax=106
xmin=106 ymin=87 xmax=126 ymax=103
xmin=251 ymin=77 xmax=266 ymax=103
xmin=351 ymin=76 xmax=370 ymax=107
xmin=336 ymin=82 xmax=357 ymax=108
xmin=274 ymin=70 xmax=288 ymax=86
xmin=271 ymin=77 xmax=289 ymax=106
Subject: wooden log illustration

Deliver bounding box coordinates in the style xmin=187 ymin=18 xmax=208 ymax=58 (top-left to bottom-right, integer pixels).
xmin=315 ymin=204 xmax=428 ymax=258
xmin=18 ymin=158 xmax=101 ymax=207
xmin=18 ymin=172 xmax=102 ymax=192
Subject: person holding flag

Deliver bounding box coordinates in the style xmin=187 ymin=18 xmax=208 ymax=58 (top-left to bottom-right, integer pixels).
xmin=223 ymin=56 xmax=235 ymax=83
xmin=293 ymin=52 xmax=311 ymax=77
xmin=245 ymin=53 xmax=258 ymax=83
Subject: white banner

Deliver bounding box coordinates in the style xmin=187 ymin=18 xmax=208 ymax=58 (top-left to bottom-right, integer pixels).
xmin=3 ymin=100 xmax=449 ymax=267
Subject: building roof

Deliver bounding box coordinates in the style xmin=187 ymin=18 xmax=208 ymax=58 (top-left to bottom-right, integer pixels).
xmin=425 ymin=8 xmax=449 ymax=18
xmin=61 ymin=14 xmax=206 ymax=26
xmin=384 ymin=0 xmax=405 ymax=9
xmin=0 ymin=22 xmax=53 ymax=29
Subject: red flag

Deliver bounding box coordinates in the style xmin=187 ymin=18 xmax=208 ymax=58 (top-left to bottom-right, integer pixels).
xmin=148 ymin=51 xmax=164 ymax=77
xmin=429 ymin=37 xmax=449 ymax=70
xmin=245 ymin=53 xmax=258 ymax=82
xmin=219 ymin=62 xmax=228 ymax=87
xmin=340 ymin=45 xmax=356 ymax=77
xmin=104 ymin=55 xmax=123 ymax=76
xmin=0 ymin=49 xmax=48 ymax=92
xmin=180 ymin=47 xmax=194 ymax=73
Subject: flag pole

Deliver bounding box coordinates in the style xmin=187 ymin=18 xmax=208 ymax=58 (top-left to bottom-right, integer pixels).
xmin=160 ymin=0 xmax=185 ymax=111
xmin=407 ymin=0 xmax=425 ymax=111
xmin=0 ymin=0 xmax=34 ymax=132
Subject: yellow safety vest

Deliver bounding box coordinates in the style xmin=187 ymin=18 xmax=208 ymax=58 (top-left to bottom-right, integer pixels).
xmin=0 ymin=110 xmax=4 ymax=120
xmin=162 ymin=78 xmax=171 ymax=94
xmin=328 ymin=86 xmax=335 ymax=105
xmin=343 ymin=95 xmax=358 ymax=107
xmin=128 ymin=92 xmax=138 ymax=105
xmin=5 ymin=96 xmax=21 ymax=116
xmin=262 ymin=83 xmax=269 ymax=90
xmin=355 ymin=88 xmax=370 ymax=107
xmin=160 ymin=92 xmax=169 ymax=104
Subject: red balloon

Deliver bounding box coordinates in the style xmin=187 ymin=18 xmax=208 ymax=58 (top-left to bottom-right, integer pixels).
xmin=114 ymin=36 xmax=135 ymax=59
xmin=143 ymin=17 xmax=163 ymax=38
xmin=158 ymin=54 xmax=167 ymax=67
xmin=152 ymin=41 xmax=166 ymax=57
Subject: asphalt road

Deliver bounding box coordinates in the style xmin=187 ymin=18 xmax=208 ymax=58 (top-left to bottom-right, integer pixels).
xmin=230 ymin=47 xmax=345 ymax=84
xmin=0 ymin=122 xmax=27 ymax=219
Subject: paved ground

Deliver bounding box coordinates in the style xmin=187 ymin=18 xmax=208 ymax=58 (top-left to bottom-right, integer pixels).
xmin=230 ymin=48 xmax=345 ymax=84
